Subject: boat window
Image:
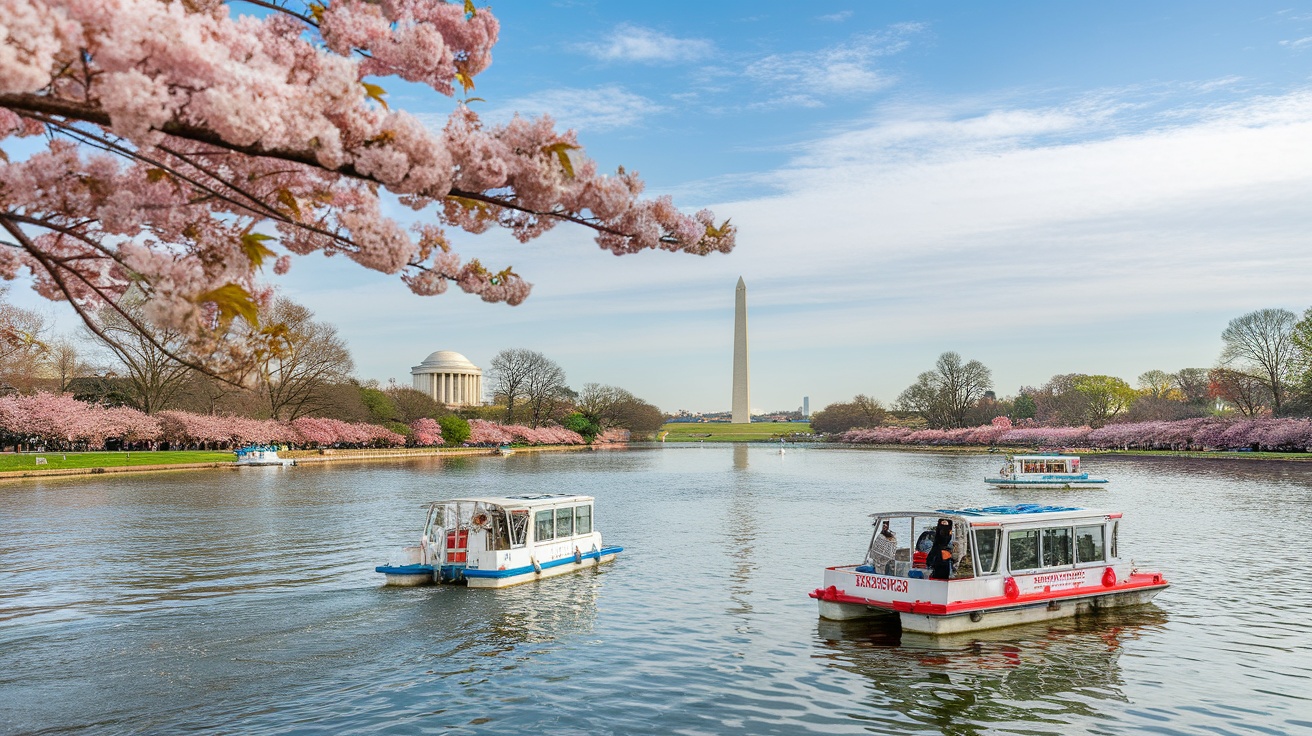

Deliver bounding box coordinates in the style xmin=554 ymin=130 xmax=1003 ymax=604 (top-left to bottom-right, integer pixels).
xmin=555 ymin=507 xmax=574 ymax=538
xmin=1042 ymin=527 xmax=1074 ymax=567
xmin=575 ymin=505 xmax=592 ymax=535
xmin=1008 ymin=529 xmax=1040 ymax=571
xmin=974 ymin=529 xmax=1001 ymax=574
xmin=1110 ymin=521 xmax=1119 ymax=558
xmin=535 ymin=510 xmax=554 ymax=542
xmin=508 ymin=510 xmax=529 ymax=547
xmin=1075 ymin=525 xmax=1105 ymax=563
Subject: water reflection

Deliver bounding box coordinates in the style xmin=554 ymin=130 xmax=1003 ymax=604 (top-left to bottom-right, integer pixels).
xmin=815 ymin=608 xmax=1170 ymax=735
xmin=733 ymin=443 xmax=749 ymax=470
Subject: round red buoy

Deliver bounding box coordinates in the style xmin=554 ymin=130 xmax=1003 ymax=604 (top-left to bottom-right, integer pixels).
xmin=1004 ymin=577 xmax=1019 ymax=600
xmin=1102 ymin=567 xmax=1117 ymax=588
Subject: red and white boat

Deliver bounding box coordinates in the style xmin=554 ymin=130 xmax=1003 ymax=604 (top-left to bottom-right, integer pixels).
xmin=809 ymin=504 xmax=1168 ymax=635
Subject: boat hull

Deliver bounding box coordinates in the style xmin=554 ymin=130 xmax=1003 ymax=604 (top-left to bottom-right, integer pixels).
xmin=817 ymin=582 xmax=1167 ymax=634
xmin=376 ymin=547 xmax=622 ymax=587
xmin=985 ymin=478 xmax=1107 ymax=489
xmin=898 ymin=585 xmax=1164 ymax=634
xmin=465 ymin=550 xmax=619 ymax=588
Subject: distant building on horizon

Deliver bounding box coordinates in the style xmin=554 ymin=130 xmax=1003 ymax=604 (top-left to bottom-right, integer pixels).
xmin=803 ymin=396 xmax=810 ymax=418
xmin=411 ymin=350 xmax=483 ymax=408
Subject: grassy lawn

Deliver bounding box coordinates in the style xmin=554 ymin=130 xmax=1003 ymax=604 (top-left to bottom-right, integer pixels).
xmin=660 ymin=422 xmax=814 ymax=443
xmin=0 ymin=451 xmax=234 ymax=472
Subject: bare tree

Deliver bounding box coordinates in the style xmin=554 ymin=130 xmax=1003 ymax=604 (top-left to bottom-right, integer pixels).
xmin=523 ymin=358 xmax=569 ymax=428
xmin=0 ymin=289 xmax=48 ymax=391
xmin=42 ymin=339 xmax=85 ymax=393
xmin=575 ymin=383 xmax=663 ymax=435
xmin=90 ymin=297 xmax=192 ymax=413
xmin=488 ymin=349 xmax=565 ymax=425
xmin=896 ymin=352 xmax=993 ymax=428
xmin=1220 ymin=308 xmax=1297 ymax=413
xmin=1208 ymin=367 xmax=1271 ymax=416
xmin=257 ymin=298 xmax=355 ymax=420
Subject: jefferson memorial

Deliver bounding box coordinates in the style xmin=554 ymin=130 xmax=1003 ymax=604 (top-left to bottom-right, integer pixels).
xmin=411 ymin=350 xmax=484 ymax=407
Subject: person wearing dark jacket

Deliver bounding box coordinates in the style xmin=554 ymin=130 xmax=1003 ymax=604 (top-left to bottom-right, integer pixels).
xmin=927 ymin=518 xmax=955 ymax=580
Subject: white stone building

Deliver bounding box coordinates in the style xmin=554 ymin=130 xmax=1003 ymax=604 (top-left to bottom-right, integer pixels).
xmin=411 ymin=350 xmax=483 ymax=407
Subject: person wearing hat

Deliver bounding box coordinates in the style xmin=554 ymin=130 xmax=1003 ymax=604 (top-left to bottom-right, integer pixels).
xmin=927 ymin=518 xmax=955 ymax=580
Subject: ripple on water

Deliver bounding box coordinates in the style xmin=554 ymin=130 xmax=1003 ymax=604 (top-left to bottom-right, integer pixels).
xmin=0 ymin=449 xmax=1309 ymax=734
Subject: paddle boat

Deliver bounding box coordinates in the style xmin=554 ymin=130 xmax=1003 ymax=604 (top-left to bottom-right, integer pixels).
xmin=376 ymin=494 xmax=622 ymax=588
xmin=234 ymin=445 xmax=294 ymax=467
xmin=809 ymin=504 xmax=1168 ymax=634
xmin=986 ymin=454 xmax=1107 ymax=489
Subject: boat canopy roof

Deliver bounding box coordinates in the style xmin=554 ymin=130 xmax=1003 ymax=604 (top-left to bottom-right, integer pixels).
xmin=1009 ymin=454 xmax=1080 ymax=460
xmin=423 ymin=494 xmax=594 ymax=510
xmin=867 ymin=504 xmax=1115 ymax=525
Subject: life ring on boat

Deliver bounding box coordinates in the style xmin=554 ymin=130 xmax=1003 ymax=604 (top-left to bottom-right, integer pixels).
xmin=470 ymin=512 xmax=491 ymax=529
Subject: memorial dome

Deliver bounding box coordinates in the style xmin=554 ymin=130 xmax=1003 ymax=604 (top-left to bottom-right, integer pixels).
xmin=416 ymin=350 xmax=478 ymax=371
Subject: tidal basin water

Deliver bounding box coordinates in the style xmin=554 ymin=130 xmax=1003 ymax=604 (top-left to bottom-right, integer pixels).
xmin=1 ymin=446 xmax=1310 ymax=735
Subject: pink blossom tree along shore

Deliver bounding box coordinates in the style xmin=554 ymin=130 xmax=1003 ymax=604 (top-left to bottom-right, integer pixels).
xmin=0 ymin=392 xmax=602 ymax=450
xmin=0 ymin=0 xmax=734 ymax=371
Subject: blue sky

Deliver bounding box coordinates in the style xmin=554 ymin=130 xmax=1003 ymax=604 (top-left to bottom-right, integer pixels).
xmin=17 ymin=1 xmax=1312 ymax=414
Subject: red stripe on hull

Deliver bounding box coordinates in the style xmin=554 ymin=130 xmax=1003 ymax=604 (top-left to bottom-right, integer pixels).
xmin=809 ymin=572 xmax=1168 ymax=616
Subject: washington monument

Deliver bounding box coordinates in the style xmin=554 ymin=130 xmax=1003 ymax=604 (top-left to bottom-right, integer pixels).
xmin=732 ymin=277 xmax=750 ymax=423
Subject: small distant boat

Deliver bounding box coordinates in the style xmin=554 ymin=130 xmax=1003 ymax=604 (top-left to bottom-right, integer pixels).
xmin=986 ymin=454 xmax=1107 ymax=489
xmin=494 ymin=444 xmax=514 ymax=456
xmin=809 ymin=504 xmax=1168 ymax=635
xmin=376 ymin=494 xmax=622 ymax=588
xmin=234 ymin=445 xmax=295 ymax=467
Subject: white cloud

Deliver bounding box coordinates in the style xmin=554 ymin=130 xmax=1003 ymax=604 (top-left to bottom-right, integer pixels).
xmin=818 ymin=11 xmax=853 ymax=22
xmin=578 ymin=24 xmax=714 ymax=63
xmin=743 ymin=25 xmax=924 ymax=101
xmin=284 ymin=87 xmax=1312 ymax=413
xmin=1280 ymin=35 xmax=1312 ymax=48
xmin=482 ymin=86 xmax=666 ymax=132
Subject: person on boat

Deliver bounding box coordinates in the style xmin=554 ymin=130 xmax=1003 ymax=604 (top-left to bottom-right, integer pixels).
xmin=927 ymin=518 xmax=955 ymax=580
xmin=914 ymin=529 xmax=934 ymax=568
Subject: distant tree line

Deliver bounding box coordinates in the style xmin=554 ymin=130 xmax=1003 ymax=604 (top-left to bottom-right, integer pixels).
xmin=812 ymin=305 xmax=1312 ymax=437
xmin=0 ymin=289 xmax=662 ymax=447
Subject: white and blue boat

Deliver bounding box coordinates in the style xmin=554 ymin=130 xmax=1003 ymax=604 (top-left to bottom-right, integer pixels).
xmin=234 ymin=445 xmax=294 ymax=466
xmin=986 ymin=454 xmax=1107 ymax=489
xmin=376 ymin=494 xmax=622 ymax=588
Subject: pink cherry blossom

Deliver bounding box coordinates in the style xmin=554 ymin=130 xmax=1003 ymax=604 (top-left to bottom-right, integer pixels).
xmin=0 ymin=0 xmax=735 ymax=363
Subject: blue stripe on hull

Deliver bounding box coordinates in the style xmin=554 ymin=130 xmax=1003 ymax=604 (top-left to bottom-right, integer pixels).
xmin=463 ymin=546 xmax=624 ymax=578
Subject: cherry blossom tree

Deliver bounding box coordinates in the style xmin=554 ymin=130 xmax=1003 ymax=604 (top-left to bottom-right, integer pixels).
xmin=409 ymin=416 xmax=442 ymax=446
xmin=0 ymin=0 xmax=734 ymax=377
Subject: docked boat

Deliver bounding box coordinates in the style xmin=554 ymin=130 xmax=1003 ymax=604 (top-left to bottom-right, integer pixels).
xmin=375 ymin=494 xmax=622 ymax=588
xmin=986 ymin=454 xmax=1107 ymax=489
xmin=809 ymin=504 xmax=1167 ymax=634
xmin=234 ymin=445 xmax=294 ymax=466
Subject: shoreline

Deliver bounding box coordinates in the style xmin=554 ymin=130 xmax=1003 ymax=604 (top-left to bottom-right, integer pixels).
xmin=0 ymin=443 xmax=606 ymax=483
xmin=814 ymin=443 xmax=1312 ymax=462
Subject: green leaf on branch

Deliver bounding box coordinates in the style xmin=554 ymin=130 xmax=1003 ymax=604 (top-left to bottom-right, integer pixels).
xmin=309 ymin=3 xmax=325 ymax=22
xmin=463 ymin=0 xmax=477 ymax=17
xmin=276 ymin=188 xmax=302 ymax=220
xmin=196 ymin=283 xmax=260 ymax=327
xmin=145 ymin=168 xmax=170 ymax=183
xmin=239 ymin=232 xmax=277 ymax=269
xmin=543 ymin=142 xmax=579 ymax=178
xmin=361 ymin=82 xmax=389 ymax=109
xmin=455 ymin=72 xmax=475 ymax=93
xmin=705 ymin=218 xmax=733 ymax=239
